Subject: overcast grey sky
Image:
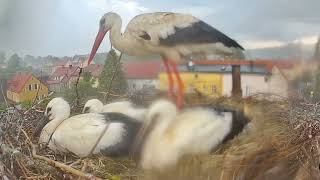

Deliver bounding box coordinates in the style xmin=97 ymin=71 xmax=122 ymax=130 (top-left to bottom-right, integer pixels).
xmin=0 ymin=0 xmax=319 ymax=57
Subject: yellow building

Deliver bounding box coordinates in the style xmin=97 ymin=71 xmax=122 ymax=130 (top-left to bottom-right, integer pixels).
xmin=7 ymin=73 xmax=49 ymax=103
xmin=159 ymin=72 xmax=223 ymax=97
xmin=159 ymin=60 xmax=298 ymax=99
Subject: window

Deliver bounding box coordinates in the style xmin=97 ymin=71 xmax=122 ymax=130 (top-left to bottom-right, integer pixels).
xmin=212 ymin=85 xmax=217 ymax=94
xmin=34 ymin=84 xmax=38 ymax=90
xmin=187 ymin=61 xmax=195 ymax=71
xmin=264 ymin=76 xmax=269 ymax=82
xmin=28 ymin=84 xmax=32 ymax=91
xmin=245 ymin=86 xmax=250 ymax=96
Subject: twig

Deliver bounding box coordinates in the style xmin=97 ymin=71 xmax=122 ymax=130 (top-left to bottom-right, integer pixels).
xmin=32 ymin=146 xmax=103 ymax=180
xmin=105 ymin=52 xmax=123 ymax=102
xmin=75 ymin=68 xmax=83 ymax=107
xmin=87 ymin=123 xmax=110 ymax=157
xmin=98 ymin=91 xmax=128 ymax=98
xmin=1 ymin=83 xmax=8 ymax=108
xmin=24 ymin=92 xmax=54 ymax=115
xmin=20 ymin=129 xmax=104 ymax=180
xmin=87 ymin=52 xmax=123 ymax=157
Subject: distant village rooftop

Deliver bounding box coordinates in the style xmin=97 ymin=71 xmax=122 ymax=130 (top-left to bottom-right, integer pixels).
xmin=8 ymin=73 xmax=33 ymax=93
xmin=123 ymin=61 xmax=162 ymax=79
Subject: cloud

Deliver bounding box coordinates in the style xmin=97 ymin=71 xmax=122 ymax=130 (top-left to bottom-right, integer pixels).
xmin=172 ymin=6 xmax=216 ymax=19
xmin=0 ymin=0 xmax=150 ymax=56
xmin=243 ymin=35 xmax=319 ymax=50
xmin=87 ymin=0 xmax=149 ymax=31
xmin=293 ymin=36 xmax=318 ymax=45
xmin=0 ymin=0 xmax=320 ymax=56
xmin=243 ymin=40 xmax=286 ymax=49
xmin=213 ymin=0 xmax=320 ymax=45
xmin=0 ymin=0 xmax=10 ymax=25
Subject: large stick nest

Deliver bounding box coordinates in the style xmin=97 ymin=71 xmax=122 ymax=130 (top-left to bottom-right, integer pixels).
xmin=1 ymin=95 xmax=320 ymax=179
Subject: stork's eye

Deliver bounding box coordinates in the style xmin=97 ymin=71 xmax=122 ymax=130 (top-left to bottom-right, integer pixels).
xmin=151 ymin=113 xmax=160 ymax=123
xmin=100 ymin=18 xmax=105 ymax=26
xmin=46 ymin=107 xmax=52 ymax=115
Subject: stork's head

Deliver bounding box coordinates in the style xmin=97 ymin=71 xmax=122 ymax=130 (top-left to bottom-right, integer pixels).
xmin=88 ymin=12 xmax=120 ymax=65
xmin=82 ymin=99 xmax=104 ymax=113
xmin=131 ymin=99 xmax=178 ymax=163
xmin=34 ymin=97 xmax=70 ymax=137
xmin=146 ymin=99 xmax=178 ymax=124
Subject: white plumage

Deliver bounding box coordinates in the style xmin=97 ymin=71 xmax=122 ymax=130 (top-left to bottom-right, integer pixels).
xmin=37 ymin=98 xmax=141 ymax=157
xmin=136 ymin=99 xmax=239 ymax=171
xmin=83 ymin=99 xmax=147 ymax=122
xmin=38 ymin=97 xmax=70 ymax=144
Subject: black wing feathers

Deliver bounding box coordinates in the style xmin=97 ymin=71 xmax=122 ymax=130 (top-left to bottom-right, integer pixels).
xmin=159 ymin=20 xmax=244 ymax=50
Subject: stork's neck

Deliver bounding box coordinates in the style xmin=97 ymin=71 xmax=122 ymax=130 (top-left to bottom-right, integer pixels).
xmin=151 ymin=114 xmax=176 ymax=139
xmin=90 ymin=103 xmax=103 ymax=113
xmin=109 ymin=17 xmax=127 ymax=52
xmin=39 ymin=114 xmax=69 ymax=144
xmin=127 ymin=108 xmax=147 ymax=122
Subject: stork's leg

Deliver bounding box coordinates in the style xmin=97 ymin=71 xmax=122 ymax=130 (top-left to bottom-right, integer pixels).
xmin=163 ymin=59 xmax=174 ymax=99
xmin=168 ymin=60 xmax=184 ymax=109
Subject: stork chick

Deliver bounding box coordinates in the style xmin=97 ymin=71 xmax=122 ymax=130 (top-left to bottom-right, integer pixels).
xmin=82 ymin=99 xmax=147 ymax=122
xmin=135 ymin=99 xmax=249 ymax=171
xmin=35 ymin=97 xmax=141 ymax=157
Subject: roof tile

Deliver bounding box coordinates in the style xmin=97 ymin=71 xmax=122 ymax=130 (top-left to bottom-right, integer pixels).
xmin=122 ymin=61 xmax=161 ymax=79
xmin=8 ymin=73 xmax=32 ymax=93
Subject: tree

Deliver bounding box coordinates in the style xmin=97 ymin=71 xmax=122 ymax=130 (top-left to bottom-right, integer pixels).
xmin=290 ymin=70 xmax=314 ymax=96
xmin=0 ymin=52 xmax=5 ymax=64
xmin=313 ymin=36 xmax=320 ymax=61
xmin=7 ymin=53 xmax=21 ymax=70
xmin=64 ymin=73 xmax=98 ymax=103
xmin=98 ymin=49 xmax=128 ymax=95
xmin=83 ymin=72 xmax=93 ymax=83
xmin=24 ymin=55 xmax=36 ymax=65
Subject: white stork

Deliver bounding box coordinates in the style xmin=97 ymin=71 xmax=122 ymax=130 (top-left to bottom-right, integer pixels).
xmin=132 ymin=99 xmax=249 ymax=171
xmin=87 ymin=12 xmax=244 ymax=108
xmin=82 ymin=99 xmax=147 ymax=122
xmin=35 ymin=97 xmax=141 ymax=157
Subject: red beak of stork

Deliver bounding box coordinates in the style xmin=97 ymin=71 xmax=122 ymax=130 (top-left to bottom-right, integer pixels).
xmin=87 ymin=28 xmax=109 ymax=65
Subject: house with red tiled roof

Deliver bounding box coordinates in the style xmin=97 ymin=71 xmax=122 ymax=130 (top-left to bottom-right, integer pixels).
xmin=47 ymin=63 xmax=104 ymax=92
xmin=47 ymin=66 xmax=81 ymax=93
xmin=7 ymin=73 xmax=49 ymax=103
xmin=158 ymin=59 xmax=299 ymax=99
xmin=50 ymin=59 xmax=85 ymax=75
xmin=82 ymin=64 xmax=103 ymax=87
xmin=122 ymin=61 xmax=161 ymax=92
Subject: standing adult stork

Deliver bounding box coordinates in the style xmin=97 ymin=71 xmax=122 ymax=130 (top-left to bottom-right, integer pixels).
xmin=87 ymin=12 xmax=244 ymax=108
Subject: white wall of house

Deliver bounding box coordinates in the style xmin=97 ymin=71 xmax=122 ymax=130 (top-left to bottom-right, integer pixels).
xmin=91 ymin=78 xmax=99 ymax=88
xmin=222 ymin=67 xmax=288 ymax=98
xmin=268 ymin=67 xmax=288 ymax=97
xmin=127 ymin=79 xmax=159 ymax=92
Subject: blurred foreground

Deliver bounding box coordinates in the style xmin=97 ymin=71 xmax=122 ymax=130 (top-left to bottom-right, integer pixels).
xmin=0 ymin=93 xmax=319 ymax=180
